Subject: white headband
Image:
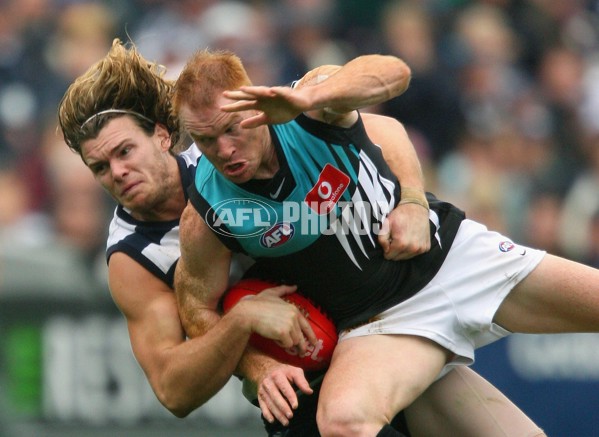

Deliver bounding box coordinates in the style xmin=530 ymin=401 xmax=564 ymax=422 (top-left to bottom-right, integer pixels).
xmin=80 ymin=109 xmax=154 ymax=129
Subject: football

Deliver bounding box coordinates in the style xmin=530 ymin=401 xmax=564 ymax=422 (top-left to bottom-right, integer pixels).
xmin=222 ymin=278 xmax=337 ymax=371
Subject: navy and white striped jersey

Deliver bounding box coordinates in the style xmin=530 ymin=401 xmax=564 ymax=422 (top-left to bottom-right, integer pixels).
xmin=105 ymin=145 xmax=200 ymax=288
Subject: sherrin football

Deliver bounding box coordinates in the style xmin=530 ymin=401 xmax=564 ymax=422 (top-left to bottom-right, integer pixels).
xmin=222 ymin=278 xmax=338 ymax=371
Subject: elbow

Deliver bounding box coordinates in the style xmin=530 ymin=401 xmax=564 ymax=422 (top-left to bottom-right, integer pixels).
xmin=169 ymin=406 xmax=193 ymax=419
xmin=160 ymin=394 xmax=195 ymax=419
xmin=394 ymin=58 xmax=412 ymax=95
xmin=374 ymin=54 xmax=411 ymax=97
xmin=156 ymin=387 xmax=199 ymax=419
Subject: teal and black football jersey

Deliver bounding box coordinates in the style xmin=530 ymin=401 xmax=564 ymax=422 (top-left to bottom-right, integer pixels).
xmin=189 ymin=114 xmax=465 ymax=330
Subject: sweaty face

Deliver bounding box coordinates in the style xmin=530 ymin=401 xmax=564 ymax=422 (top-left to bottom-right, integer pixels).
xmin=180 ymin=94 xmax=276 ymax=183
xmin=80 ymin=116 xmax=176 ymax=220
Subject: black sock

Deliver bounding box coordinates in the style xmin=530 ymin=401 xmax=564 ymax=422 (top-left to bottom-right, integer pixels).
xmin=376 ymin=423 xmax=407 ymax=437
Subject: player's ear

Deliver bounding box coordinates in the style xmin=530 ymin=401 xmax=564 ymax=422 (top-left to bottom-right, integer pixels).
xmin=155 ymin=123 xmax=171 ymax=151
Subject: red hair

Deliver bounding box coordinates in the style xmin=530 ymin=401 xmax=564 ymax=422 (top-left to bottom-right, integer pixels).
xmin=173 ymin=49 xmax=252 ymax=113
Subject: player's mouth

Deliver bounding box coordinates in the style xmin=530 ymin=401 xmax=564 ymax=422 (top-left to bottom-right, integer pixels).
xmin=224 ymin=161 xmax=247 ymax=177
xmin=121 ymin=181 xmax=141 ymax=197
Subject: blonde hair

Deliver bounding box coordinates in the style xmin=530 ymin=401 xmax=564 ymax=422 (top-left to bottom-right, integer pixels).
xmin=58 ymin=38 xmax=181 ymax=155
xmin=173 ymin=49 xmax=252 ymax=113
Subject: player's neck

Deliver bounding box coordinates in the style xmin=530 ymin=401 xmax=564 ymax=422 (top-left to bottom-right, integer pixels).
xmin=256 ymin=136 xmax=279 ymax=179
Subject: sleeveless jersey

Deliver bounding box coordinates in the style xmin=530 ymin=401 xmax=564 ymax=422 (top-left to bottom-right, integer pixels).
xmin=106 ymin=145 xmax=200 ymax=288
xmin=189 ymin=114 xmax=465 ymax=330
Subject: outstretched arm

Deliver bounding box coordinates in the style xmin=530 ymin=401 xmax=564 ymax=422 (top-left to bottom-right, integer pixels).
xmin=221 ymin=55 xmax=411 ymax=128
xmin=294 ymin=54 xmax=411 ymax=113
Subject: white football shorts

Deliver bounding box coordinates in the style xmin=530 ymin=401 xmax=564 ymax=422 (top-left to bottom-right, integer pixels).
xmin=339 ymin=218 xmax=546 ymax=377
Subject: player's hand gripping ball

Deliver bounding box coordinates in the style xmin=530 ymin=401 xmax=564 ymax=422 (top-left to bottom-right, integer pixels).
xmin=222 ymin=278 xmax=337 ymax=371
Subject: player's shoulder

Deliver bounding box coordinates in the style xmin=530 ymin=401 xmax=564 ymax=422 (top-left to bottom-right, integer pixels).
xmin=178 ymin=143 xmax=201 ymax=167
xmin=106 ymin=205 xmax=181 ymax=285
xmin=106 ymin=206 xmax=135 ymax=248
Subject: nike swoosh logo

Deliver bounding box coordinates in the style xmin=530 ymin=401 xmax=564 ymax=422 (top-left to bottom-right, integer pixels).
xmin=269 ymin=177 xmax=285 ymax=199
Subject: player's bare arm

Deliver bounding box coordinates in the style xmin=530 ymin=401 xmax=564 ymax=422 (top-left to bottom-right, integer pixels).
xmin=362 ymin=113 xmax=431 ymax=260
xmin=299 ymin=54 xmax=411 ymax=112
xmin=238 ymin=338 xmax=315 ymax=426
xmin=221 ymin=54 xmax=411 ymax=128
xmin=112 ymin=250 xmax=306 ymax=418
xmin=175 ymin=203 xmax=232 ymax=335
xmin=109 ymin=252 xmax=253 ymax=417
xmin=230 ymin=287 xmax=318 ymax=426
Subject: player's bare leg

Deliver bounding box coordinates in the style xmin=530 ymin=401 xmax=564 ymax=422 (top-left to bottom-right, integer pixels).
xmin=404 ymin=366 xmax=546 ymax=437
xmin=317 ymin=334 xmax=449 ymax=437
xmin=494 ymin=254 xmax=599 ymax=333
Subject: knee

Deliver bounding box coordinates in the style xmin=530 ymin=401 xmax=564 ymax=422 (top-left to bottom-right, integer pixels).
xmin=316 ymin=401 xmax=378 ymax=437
xmin=316 ymin=410 xmax=365 ymax=437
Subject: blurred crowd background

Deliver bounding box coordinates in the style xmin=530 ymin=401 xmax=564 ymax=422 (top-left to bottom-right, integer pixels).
xmin=2 ymin=0 xmax=599 ymax=435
